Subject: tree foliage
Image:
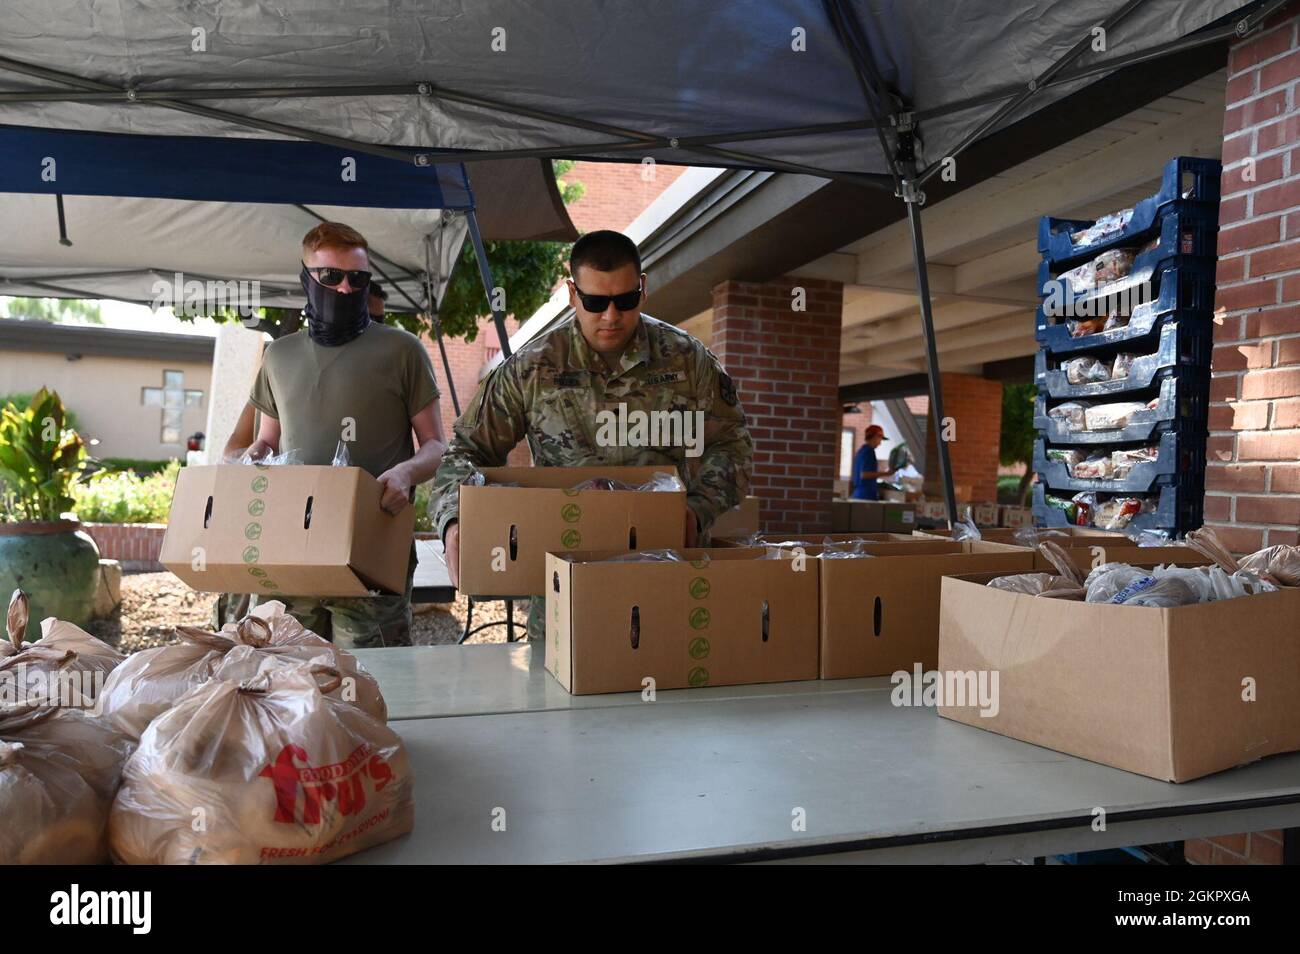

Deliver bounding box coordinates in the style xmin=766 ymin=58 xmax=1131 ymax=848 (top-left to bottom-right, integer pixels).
xmin=999 ymin=382 xmax=1037 ymax=467
xmin=1 ymin=297 xmax=102 ymax=323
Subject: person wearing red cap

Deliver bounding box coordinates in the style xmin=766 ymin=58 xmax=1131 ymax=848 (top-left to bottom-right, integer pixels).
xmin=851 ymin=424 xmax=896 ymax=500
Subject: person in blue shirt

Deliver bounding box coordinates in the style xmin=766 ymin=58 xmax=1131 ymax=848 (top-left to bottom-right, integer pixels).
xmin=851 ymin=424 xmax=896 ymax=500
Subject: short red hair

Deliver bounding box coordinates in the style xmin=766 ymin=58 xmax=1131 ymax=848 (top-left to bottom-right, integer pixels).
xmin=302 ymin=222 xmax=369 ymax=257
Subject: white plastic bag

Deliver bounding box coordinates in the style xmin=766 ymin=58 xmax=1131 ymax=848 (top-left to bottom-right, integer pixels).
xmin=1084 ymin=401 xmax=1149 ymax=431
xmin=109 ymin=667 xmax=413 ymax=865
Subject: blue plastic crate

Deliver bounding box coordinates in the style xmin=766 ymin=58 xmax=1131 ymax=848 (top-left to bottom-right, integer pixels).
xmin=1038 ymin=156 xmax=1222 ymax=264
xmin=1037 ymin=204 xmax=1219 ymax=300
xmin=1034 ymin=373 xmax=1209 ymax=445
xmin=1032 ymin=431 xmax=1205 ymax=494
xmin=1034 ymin=320 xmax=1212 ymax=399
xmin=1035 ymin=263 xmax=1217 ymax=353
xmin=1032 ymin=482 xmax=1201 ymax=534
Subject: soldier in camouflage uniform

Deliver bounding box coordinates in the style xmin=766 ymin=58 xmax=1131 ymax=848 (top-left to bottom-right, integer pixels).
xmin=431 ymin=230 xmax=753 ymax=638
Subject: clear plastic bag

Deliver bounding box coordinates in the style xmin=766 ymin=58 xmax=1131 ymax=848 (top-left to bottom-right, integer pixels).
xmin=1126 ymin=527 xmax=1172 ymax=547
xmin=224 ymin=447 xmax=304 ymax=466
xmin=1069 ymin=208 xmax=1134 ymax=247
xmin=1094 ymin=248 xmax=1137 ymax=284
xmin=600 ymin=549 xmax=690 ymax=563
xmin=1010 ymin=527 xmax=1068 ymax=547
xmin=1084 ymin=401 xmax=1149 ymax=431
xmin=1064 ymin=357 xmax=1110 ymax=385
xmin=1071 ymin=453 xmax=1113 ymax=480
xmin=1102 ymin=312 xmax=1130 ymax=332
xmin=0 ymin=605 xmax=124 ymax=709
xmin=332 ymin=440 xmax=354 ymax=468
xmin=987 ymin=573 xmax=1060 ymax=595
xmin=1058 ymin=261 xmax=1096 ymax=294
xmin=108 ymin=667 xmax=413 ymax=865
xmin=636 ymin=471 xmax=686 ymax=493
xmin=1110 ymin=353 xmax=1136 ymax=380
xmin=1049 ymin=402 xmax=1088 ymax=431
xmin=1110 ymin=445 xmax=1158 ymax=479
xmin=1084 ymin=563 xmax=1151 ymax=603
xmin=1046 ymin=448 xmax=1083 ymax=471
xmin=1093 ymin=496 xmax=1148 ymax=530
xmin=1071 ymin=492 xmax=1096 ymax=527
xmin=1068 ymin=318 xmax=1107 ymax=337
xmin=1238 ymin=545 xmax=1300 ymax=586
xmin=818 ymin=538 xmax=871 ymax=559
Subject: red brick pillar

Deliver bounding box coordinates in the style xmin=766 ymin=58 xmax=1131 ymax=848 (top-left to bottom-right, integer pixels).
xmin=921 ymin=373 xmax=1004 ymax=505
xmin=1185 ymin=9 xmax=1300 ymax=867
xmin=1207 ymin=9 xmax=1300 ymax=553
xmin=711 ymin=277 xmax=843 ymax=534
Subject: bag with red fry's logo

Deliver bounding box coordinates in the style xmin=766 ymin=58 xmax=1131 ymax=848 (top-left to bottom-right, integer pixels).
xmin=96 ymin=600 xmax=386 ymax=740
xmin=107 ymin=666 xmax=413 ymax=865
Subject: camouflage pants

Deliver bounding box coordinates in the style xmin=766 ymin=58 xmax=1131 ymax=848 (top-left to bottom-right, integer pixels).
xmin=248 ymin=546 xmax=417 ymax=650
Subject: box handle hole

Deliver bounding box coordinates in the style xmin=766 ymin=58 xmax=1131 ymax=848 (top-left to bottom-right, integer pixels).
xmin=628 ymin=526 xmax=637 ymax=549
xmin=509 ymin=525 xmax=518 ymax=561
xmin=629 ymin=605 xmax=640 ymax=650
xmin=203 ymin=495 xmax=213 ymax=529
xmin=873 ymin=596 xmax=882 ymax=637
xmin=552 ymin=571 xmax=560 ymax=594
xmin=760 ymin=600 xmax=769 ymax=643
xmin=303 ymin=495 xmax=313 ymax=530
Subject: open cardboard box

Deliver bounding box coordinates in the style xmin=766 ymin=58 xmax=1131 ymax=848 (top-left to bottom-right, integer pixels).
xmin=938 ymin=570 xmax=1300 ymax=782
xmin=458 ymin=465 xmax=686 ymax=596
xmin=161 ymin=465 xmax=415 ymax=597
xmin=802 ymin=539 xmax=1038 ymax=679
xmin=546 ymin=547 xmax=819 ymax=694
xmin=830 ymin=499 xmax=917 ymax=533
xmin=712 ymin=531 xmax=920 ymax=548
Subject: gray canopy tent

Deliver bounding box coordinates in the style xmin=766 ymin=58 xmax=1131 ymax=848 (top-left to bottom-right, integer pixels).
xmin=0 ymin=0 xmax=1271 ymax=522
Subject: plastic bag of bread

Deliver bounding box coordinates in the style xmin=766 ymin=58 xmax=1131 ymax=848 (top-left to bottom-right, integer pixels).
xmin=1093 ymin=248 xmax=1137 ymax=285
xmin=0 ymin=700 xmax=135 ymax=864
xmin=108 ymin=666 xmax=413 ymax=865
xmin=1069 ymin=208 xmax=1133 ymax=247
xmin=1048 ymin=401 xmax=1088 ymax=430
xmin=97 ymin=602 xmax=387 ymax=738
xmin=1 ymin=590 xmax=122 ymax=708
xmin=1063 ymin=356 xmax=1110 ymax=385
xmin=1238 ymin=545 xmax=1300 ymax=586
xmin=1084 ymin=401 xmax=1149 ymax=431
xmin=1071 ymin=453 xmax=1113 ymax=480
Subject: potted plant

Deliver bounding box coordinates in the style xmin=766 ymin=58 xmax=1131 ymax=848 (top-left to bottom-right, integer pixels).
xmin=0 ymin=388 xmax=100 ymax=640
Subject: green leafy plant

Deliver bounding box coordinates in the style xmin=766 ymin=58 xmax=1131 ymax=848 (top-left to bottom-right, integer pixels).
xmin=413 ymin=481 xmax=434 ymax=533
xmin=0 ymin=393 xmax=81 ymax=433
xmin=0 ymin=297 xmax=102 ymax=324
xmin=999 ymin=382 xmax=1037 ymax=505
xmin=0 ymin=388 xmax=87 ymax=523
xmin=91 ymin=457 xmax=175 ymax=476
xmin=73 ymin=459 xmax=181 ymax=524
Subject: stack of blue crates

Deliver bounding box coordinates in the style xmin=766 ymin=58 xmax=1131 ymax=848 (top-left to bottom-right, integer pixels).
xmin=1031 ymin=156 xmax=1221 ymax=535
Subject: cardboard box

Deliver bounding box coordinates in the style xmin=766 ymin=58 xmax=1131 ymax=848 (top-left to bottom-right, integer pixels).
xmin=1000 ymin=505 xmax=1033 ymax=529
xmin=938 ymin=572 xmax=1300 ymax=781
xmin=1035 ymin=542 xmax=1210 ymax=574
xmin=546 ymin=547 xmax=819 ymax=694
xmin=457 ymin=466 xmax=686 ymax=596
xmin=971 ymin=502 xmax=1000 ymax=526
xmin=831 ymin=500 xmax=917 ymax=533
xmin=712 ymin=532 xmax=920 ymax=548
xmin=813 ymin=540 xmax=1038 ymax=679
xmin=161 ymin=465 xmax=415 ymax=597
xmin=708 ymin=496 xmax=761 ymax=539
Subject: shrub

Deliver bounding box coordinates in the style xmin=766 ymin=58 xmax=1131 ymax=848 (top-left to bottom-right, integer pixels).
xmin=413 ymin=481 xmax=434 ymax=533
xmin=73 ymin=459 xmax=181 ymax=524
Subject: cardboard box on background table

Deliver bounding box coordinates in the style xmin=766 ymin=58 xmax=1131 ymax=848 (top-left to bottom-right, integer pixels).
xmin=831 ymin=500 xmax=917 ymax=533
xmin=971 ymin=502 xmax=1000 ymax=526
xmin=938 ymin=571 xmax=1300 ymax=782
xmin=546 ymin=547 xmax=819 ymax=694
xmin=708 ymin=496 xmax=761 ymax=539
xmin=458 ymin=465 xmax=686 ymax=597
xmin=161 ymin=465 xmax=415 ymax=597
xmin=810 ymin=540 xmax=1038 ymax=679
xmin=1000 ymin=506 xmax=1033 ymax=528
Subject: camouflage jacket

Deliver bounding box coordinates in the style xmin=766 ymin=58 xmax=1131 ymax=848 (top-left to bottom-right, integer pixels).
xmin=431 ymin=314 xmax=753 ymax=539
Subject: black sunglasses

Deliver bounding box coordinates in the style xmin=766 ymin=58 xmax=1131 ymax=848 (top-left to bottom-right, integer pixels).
xmin=573 ymin=280 xmax=642 ymax=313
xmin=304 ymin=264 xmax=372 ymax=288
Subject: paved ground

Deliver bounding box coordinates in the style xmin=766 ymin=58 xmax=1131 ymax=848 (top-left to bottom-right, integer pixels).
xmin=84 ymin=572 xmax=531 ymax=652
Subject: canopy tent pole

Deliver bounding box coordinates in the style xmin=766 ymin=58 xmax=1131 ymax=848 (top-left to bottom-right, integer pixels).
xmin=424 ymin=229 xmax=462 ymax=417
xmin=465 ymin=209 xmax=512 ymax=358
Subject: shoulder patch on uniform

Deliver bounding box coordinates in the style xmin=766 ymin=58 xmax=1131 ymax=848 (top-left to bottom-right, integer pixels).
xmin=719 ymin=372 xmax=738 ymax=406
xmin=644 ymin=370 xmax=688 ymax=387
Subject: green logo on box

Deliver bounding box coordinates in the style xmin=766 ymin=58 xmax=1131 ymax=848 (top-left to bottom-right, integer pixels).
xmin=562 ymin=488 xmax=580 ymax=498
xmin=689 ymin=559 xmax=708 ymax=569
xmin=251 ymin=475 xmax=269 ymax=493
xmin=247 ymin=499 xmax=265 ymax=516
xmin=242 ymin=545 xmax=260 ymax=564
xmin=561 ymin=503 xmax=582 ymax=523
xmin=244 ymin=522 xmax=263 ymax=541
xmin=247 ymin=567 xmax=267 ymax=578
xmin=687 ymin=666 xmax=710 ymax=687
xmin=688 ymin=607 xmax=710 ymax=630
xmin=689 ymin=577 xmax=710 ymax=600
xmin=560 ymin=529 xmax=582 ymax=548
xmin=260 ymin=579 xmax=279 ymax=590
xmin=688 ymin=636 xmax=710 ymax=659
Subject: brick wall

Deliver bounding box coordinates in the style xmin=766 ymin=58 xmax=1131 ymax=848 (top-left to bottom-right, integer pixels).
xmin=1207 ymin=9 xmax=1300 ymax=554
xmin=561 ymin=160 xmax=688 ymax=233
xmin=711 ymin=277 xmax=843 ymax=534
xmin=921 ymin=373 xmax=1004 ymax=504
xmin=83 ymin=523 xmax=166 ymax=573
xmin=1184 ymin=830 xmax=1285 ymax=865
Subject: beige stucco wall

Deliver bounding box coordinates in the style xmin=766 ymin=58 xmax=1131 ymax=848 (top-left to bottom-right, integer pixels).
xmin=202 ymin=323 xmax=265 ymax=462
xmin=0 ymin=351 xmax=212 ymax=460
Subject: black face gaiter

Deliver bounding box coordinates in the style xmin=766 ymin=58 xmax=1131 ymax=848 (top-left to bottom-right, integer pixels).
xmin=301 ymin=264 xmax=371 ymax=347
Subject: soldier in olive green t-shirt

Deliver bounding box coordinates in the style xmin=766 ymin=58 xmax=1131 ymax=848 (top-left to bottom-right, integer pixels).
xmin=245 ymin=223 xmax=447 ymax=648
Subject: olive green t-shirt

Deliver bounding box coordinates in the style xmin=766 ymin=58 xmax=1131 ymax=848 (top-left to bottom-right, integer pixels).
xmin=249 ymin=324 xmax=439 ymax=478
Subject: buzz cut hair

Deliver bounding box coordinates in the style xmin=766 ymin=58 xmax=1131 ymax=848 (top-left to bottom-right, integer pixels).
xmin=569 ymin=229 xmax=642 ymax=279
xmin=302 ymin=222 xmax=369 ymax=257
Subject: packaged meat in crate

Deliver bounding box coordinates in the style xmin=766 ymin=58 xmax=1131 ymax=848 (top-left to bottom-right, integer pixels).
xmin=1032 ymin=432 xmax=1203 ymax=494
